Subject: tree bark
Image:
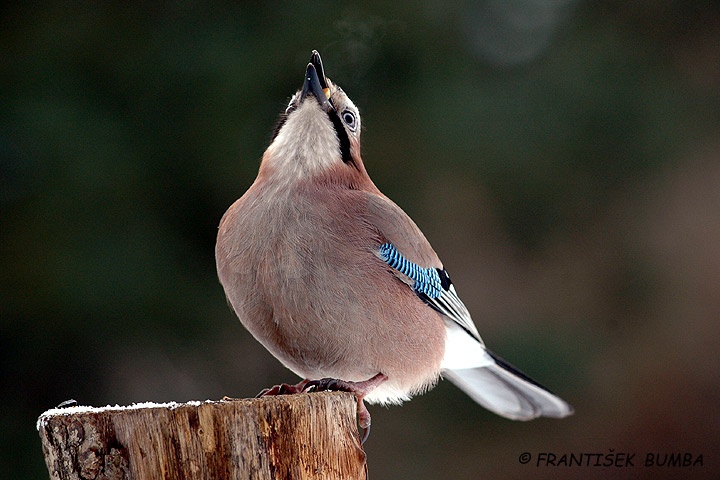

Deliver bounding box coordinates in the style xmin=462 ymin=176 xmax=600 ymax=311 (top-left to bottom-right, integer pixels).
xmin=37 ymin=392 xmax=367 ymax=480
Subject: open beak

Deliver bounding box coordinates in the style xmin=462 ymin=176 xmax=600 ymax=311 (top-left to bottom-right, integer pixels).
xmin=300 ymin=50 xmax=333 ymax=112
xmin=310 ymin=50 xmax=328 ymax=90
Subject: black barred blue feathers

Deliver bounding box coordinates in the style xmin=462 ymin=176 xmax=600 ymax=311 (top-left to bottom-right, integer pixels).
xmin=379 ymin=242 xmax=481 ymax=341
xmin=379 ymin=243 xmax=443 ymax=298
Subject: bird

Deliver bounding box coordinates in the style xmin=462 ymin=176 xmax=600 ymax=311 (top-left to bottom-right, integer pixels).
xmin=215 ymin=50 xmax=573 ymax=439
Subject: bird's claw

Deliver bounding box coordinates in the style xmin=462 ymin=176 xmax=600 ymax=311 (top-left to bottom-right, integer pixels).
xmin=302 ymin=373 xmax=387 ymax=444
xmin=255 ymin=379 xmax=310 ymax=398
xmin=255 ymin=373 xmax=387 ymax=444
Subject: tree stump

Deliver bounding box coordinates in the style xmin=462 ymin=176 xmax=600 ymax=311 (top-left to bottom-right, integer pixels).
xmin=37 ymin=391 xmax=367 ymax=479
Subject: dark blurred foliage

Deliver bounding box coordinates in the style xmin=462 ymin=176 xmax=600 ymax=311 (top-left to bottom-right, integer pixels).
xmin=2 ymin=1 xmax=720 ymax=479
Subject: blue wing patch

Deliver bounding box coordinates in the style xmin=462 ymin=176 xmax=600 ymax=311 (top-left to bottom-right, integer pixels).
xmin=378 ymin=242 xmax=482 ymax=342
xmin=378 ymin=243 xmax=443 ymax=298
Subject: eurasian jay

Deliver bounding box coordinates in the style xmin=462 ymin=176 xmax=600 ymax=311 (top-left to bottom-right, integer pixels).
xmin=216 ymin=50 xmax=573 ymax=438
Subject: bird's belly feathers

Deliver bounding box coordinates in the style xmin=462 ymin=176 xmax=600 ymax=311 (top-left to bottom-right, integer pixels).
xmin=216 ymin=188 xmax=446 ymax=403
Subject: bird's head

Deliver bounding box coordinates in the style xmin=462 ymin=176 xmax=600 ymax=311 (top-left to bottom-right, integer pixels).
xmin=260 ymin=51 xmax=366 ymax=184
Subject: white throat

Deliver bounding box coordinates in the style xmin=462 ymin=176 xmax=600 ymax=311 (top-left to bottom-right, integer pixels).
xmin=265 ymin=101 xmax=339 ymax=182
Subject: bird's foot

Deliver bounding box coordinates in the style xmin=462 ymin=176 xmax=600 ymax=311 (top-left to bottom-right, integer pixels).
xmin=255 ymin=379 xmax=311 ymax=397
xmin=303 ymin=372 xmax=388 ymax=443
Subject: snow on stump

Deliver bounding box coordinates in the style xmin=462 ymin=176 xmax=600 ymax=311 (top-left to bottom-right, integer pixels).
xmin=37 ymin=391 xmax=367 ymax=480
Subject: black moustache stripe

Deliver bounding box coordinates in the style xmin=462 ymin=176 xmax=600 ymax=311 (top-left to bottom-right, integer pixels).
xmin=327 ymin=110 xmax=353 ymax=166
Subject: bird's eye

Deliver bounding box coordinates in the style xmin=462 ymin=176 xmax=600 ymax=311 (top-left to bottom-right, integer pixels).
xmin=342 ymin=110 xmax=357 ymax=131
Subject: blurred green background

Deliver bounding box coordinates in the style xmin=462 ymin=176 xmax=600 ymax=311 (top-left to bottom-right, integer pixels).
xmin=3 ymin=1 xmax=720 ymax=479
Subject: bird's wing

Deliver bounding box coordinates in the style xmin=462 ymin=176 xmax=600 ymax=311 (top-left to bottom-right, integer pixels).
xmin=362 ymin=192 xmax=574 ymax=419
xmin=363 ymin=191 xmax=440 ymax=267
xmin=363 ymin=192 xmax=482 ymax=343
